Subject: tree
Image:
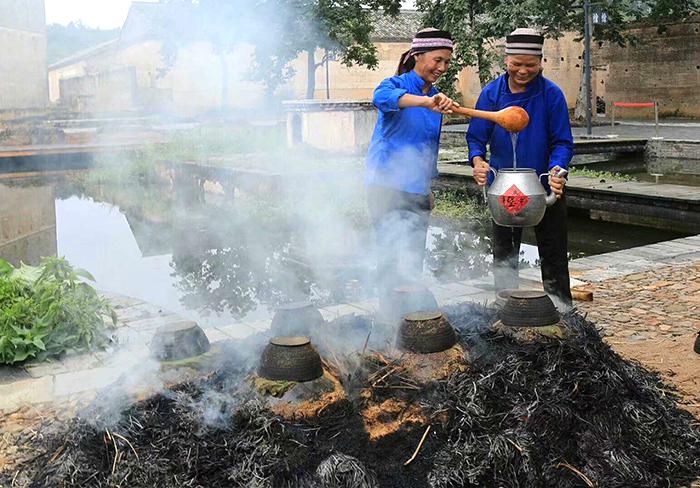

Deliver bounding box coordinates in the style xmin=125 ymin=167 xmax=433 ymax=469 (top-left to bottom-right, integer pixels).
xmin=415 ymin=0 xmax=699 ymax=98
xmin=250 ymin=0 xmax=403 ymax=98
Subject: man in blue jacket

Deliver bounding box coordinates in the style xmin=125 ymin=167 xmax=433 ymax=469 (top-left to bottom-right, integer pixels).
xmin=467 ymin=28 xmax=574 ymax=306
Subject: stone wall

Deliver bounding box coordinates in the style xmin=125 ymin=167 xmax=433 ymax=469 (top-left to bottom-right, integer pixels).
xmin=284 ymin=100 xmax=377 ymax=154
xmin=595 ymin=17 xmax=700 ymax=119
xmin=646 ymin=139 xmax=700 ymax=175
xmin=0 ymin=0 xmax=48 ymax=111
xmin=286 ymin=43 xmax=411 ymax=100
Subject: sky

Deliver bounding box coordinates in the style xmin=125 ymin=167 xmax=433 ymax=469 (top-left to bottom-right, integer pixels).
xmin=44 ymin=0 xmax=157 ymax=29
xmin=45 ymin=0 xmax=416 ymax=29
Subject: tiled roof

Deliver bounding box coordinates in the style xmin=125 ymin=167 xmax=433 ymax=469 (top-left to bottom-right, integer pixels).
xmin=370 ymin=10 xmax=423 ymax=42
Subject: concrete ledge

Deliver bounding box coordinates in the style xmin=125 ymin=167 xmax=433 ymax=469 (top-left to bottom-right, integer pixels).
xmin=282 ymin=100 xmax=374 ymax=112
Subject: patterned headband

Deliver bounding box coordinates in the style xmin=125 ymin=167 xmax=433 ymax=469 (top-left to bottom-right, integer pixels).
xmin=411 ymin=29 xmax=453 ymax=53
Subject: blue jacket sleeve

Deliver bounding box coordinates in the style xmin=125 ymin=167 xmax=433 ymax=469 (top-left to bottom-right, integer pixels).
xmin=466 ymin=88 xmax=496 ymax=166
xmin=547 ymin=86 xmax=574 ymax=170
xmin=373 ymin=76 xmax=408 ymax=113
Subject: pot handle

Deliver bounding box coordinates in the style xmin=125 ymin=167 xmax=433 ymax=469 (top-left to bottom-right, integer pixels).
xmin=482 ymin=167 xmax=498 ymax=201
xmin=539 ymin=167 xmax=569 ymax=206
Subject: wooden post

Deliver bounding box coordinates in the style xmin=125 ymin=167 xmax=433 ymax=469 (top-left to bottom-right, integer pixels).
xmin=611 ymin=102 xmax=615 ymax=127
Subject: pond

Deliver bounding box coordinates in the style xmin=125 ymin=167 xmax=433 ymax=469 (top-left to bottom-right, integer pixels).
xmin=0 ymin=165 xmax=690 ymax=326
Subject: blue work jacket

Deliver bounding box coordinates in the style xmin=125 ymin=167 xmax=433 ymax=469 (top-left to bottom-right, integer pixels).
xmin=365 ymin=70 xmax=443 ymax=196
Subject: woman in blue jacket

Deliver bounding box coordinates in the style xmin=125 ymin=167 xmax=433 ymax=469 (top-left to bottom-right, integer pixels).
xmin=366 ymin=28 xmax=457 ymax=298
xmin=467 ymin=28 xmax=574 ymax=305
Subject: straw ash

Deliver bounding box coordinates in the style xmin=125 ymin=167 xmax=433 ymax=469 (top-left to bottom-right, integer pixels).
xmin=3 ymin=304 xmax=700 ymax=488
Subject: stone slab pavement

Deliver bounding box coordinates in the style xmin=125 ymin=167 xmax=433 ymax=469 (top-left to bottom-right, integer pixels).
xmin=0 ymin=234 xmax=697 ymax=412
xmin=576 ymin=260 xmax=700 ymax=418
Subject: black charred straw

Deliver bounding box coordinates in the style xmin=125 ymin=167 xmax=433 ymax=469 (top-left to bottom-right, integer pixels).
xmin=4 ymin=304 xmax=700 ymax=488
xmin=430 ymin=305 xmax=700 ymax=488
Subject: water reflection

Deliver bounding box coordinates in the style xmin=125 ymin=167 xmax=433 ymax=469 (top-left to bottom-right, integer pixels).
xmin=0 ymin=167 xmax=689 ymax=325
xmin=0 ymin=179 xmax=57 ymax=267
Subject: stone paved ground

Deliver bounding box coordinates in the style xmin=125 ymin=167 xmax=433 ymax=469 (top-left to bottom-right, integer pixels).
xmin=577 ymin=261 xmax=700 ymax=418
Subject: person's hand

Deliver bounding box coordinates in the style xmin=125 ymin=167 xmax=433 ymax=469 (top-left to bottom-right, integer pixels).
xmin=549 ymin=165 xmax=567 ymax=198
xmin=424 ymin=93 xmax=459 ymax=114
xmin=473 ymin=156 xmax=490 ymax=187
xmin=429 ymin=190 xmax=435 ymax=210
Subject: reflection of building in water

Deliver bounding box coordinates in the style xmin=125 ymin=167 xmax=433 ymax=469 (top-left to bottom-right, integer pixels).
xmin=0 ymin=0 xmax=48 ymax=113
xmin=0 ymin=183 xmax=57 ymax=266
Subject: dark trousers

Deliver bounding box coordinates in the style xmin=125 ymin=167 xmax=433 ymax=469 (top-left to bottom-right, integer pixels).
xmin=367 ymin=185 xmax=431 ymax=295
xmin=492 ymin=196 xmax=572 ymax=305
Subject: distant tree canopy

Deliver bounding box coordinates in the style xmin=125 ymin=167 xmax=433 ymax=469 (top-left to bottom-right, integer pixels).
xmin=415 ymin=0 xmax=699 ymax=96
xmin=249 ymin=0 xmax=403 ymax=98
xmin=46 ymin=22 xmax=119 ymax=65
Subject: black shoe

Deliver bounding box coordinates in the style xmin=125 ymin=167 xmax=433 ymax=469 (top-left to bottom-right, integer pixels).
xmin=694 ymin=331 xmax=700 ymax=355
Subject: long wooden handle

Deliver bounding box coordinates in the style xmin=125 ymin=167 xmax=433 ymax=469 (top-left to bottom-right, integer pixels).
xmin=451 ymin=106 xmax=501 ymax=123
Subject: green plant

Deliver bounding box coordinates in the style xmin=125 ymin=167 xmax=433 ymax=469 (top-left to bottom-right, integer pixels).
xmin=569 ymin=167 xmax=637 ymax=182
xmin=0 ymin=257 xmax=116 ymax=365
xmin=433 ymin=188 xmax=491 ymax=222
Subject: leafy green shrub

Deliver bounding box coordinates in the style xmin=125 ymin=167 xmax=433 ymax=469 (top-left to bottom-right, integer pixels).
xmin=0 ymin=257 xmax=116 ymax=365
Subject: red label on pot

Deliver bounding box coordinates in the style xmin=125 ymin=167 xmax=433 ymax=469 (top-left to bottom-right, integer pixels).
xmin=499 ymin=185 xmax=529 ymax=215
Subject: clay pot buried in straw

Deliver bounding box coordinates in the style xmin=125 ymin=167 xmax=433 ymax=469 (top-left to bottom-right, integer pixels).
xmin=498 ymin=290 xmax=561 ymax=327
xmin=258 ymin=336 xmax=323 ymax=382
xmin=397 ymin=310 xmax=457 ymax=354
xmin=150 ymin=320 xmax=211 ymax=361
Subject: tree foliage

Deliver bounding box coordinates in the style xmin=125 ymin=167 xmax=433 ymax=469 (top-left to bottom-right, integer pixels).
xmin=250 ymin=0 xmax=403 ymax=97
xmin=415 ymin=0 xmax=699 ymax=96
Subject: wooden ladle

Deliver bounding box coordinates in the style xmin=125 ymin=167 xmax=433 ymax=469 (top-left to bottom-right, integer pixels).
xmin=451 ymin=105 xmax=530 ymax=133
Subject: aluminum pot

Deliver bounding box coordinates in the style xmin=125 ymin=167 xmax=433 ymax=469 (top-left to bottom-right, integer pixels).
xmin=484 ymin=167 xmax=567 ymax=227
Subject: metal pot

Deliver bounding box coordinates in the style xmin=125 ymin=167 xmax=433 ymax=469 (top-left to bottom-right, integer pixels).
xmin=398 ymin=311 xmax=457 ymax=353
xmin=258 ymin=336 xmax=323 ymax=382
xmin=484 ymin=167 xmax=567 ymax=227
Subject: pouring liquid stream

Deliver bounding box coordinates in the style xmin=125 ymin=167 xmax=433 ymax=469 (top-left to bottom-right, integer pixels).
xmin=510 ymin=132 xmax=518 ymax=169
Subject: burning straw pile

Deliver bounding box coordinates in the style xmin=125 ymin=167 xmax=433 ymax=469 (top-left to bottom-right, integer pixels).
xmin=3 ymin=304 xmax=700 ymax=487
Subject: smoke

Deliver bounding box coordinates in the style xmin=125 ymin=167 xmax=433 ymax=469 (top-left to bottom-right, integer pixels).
xmin=30 ymin=0 xmax=516 ymax=429
xmin=79 ymin=345 xmax=163 ymax=429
